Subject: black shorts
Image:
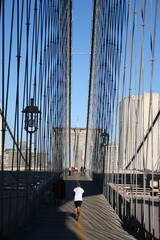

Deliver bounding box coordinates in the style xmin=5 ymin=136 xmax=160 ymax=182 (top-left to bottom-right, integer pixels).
xmin=74 ymin=201 xmax=82 ymax=208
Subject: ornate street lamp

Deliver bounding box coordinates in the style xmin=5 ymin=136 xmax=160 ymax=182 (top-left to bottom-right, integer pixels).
xmin=101 ymin=129 xmax=109 ymax=145
xmin=22 ymin=98 xmax=41 ymax=134
xmin=22 ymin=98 xmax=41 ymax=171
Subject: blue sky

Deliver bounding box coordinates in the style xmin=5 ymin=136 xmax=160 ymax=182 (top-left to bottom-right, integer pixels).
xmin=0 ymin=0 xmax=93 ymax=148
xmin=71 ymin=0 xmax=93 ymax=128
xmin=71 ymin=0 xmax=160 ymax=129
xmin=1 ymin=0 xmax=160 ymax=148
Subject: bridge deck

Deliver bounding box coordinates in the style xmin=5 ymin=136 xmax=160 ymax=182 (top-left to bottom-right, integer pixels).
xmin=12 ymin=173 xmax=136 ymax=240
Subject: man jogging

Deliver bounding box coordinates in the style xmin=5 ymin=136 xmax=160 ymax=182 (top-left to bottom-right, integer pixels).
xmin=73 ymin=182 xmax=85 ymax=221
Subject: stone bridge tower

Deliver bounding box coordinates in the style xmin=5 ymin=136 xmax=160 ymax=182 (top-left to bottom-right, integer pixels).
xmin=71 ymin=128 xmax=86 ymax=170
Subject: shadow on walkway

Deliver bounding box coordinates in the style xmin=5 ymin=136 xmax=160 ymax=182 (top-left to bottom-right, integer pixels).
xmin=12 ymin=197 xmax=80 ymax=240
xmin=12 ymin=174 xmax=137 ymax=240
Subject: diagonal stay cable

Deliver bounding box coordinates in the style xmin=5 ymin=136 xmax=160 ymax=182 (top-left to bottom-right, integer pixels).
xmin=0 ymin=108 xmax=27 ymax=165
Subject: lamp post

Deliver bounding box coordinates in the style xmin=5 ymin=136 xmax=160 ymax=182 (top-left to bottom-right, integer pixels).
xmin=22 ymin=98 xmax=41 ymax=171
xmin=101 ymin=129 xmax=109 ymax=196
xmin=101 ymin=129 xmax=109 ymax=173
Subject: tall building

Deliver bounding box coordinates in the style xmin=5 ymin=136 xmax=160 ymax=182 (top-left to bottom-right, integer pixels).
xmin=119 ymin=92 xmax=160 ymax=171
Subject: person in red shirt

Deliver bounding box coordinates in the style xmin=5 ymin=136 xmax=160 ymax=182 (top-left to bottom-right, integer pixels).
xmin=71 ymin=167 xmax=75 ymax=175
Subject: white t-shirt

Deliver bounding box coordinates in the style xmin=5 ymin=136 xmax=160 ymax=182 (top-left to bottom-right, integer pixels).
xmin=73 ymin=187 xmax=84 ymax=201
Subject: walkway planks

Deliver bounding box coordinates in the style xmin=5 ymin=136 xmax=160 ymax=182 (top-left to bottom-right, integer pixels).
xmin=12 ymin=173 xmax=137 ymax=240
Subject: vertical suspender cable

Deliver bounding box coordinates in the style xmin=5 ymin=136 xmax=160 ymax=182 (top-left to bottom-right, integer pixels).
xmin=149 ymin=0 xmax=158 ymax=237
xmin=69 ymin=0 xmax=72 ymax=169
xmin=16 ymin=0 xmax=20 ymax=230
xmin=84 ymin=0 xmax=97 ymax=171
xmin=1 ymin=0 xmax=5 ymax=238
xmin=7 ymin=1 xmax=15 ymax=237
xmin=141 ymin=0 xmax=146 ymax=232
xmin=133 ymin=0 xmax=138 ymax=224
xmin=122 ymin=1 xmax=129 ymax=221
xmin=115 ymin=0 xmax=124 ymax=217
xmin=150 ymin=1 xmax=154 ymax=236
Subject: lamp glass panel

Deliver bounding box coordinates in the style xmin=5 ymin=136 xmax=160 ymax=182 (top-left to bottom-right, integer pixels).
xmin=28 ymin=119 xmax=34 ymax=127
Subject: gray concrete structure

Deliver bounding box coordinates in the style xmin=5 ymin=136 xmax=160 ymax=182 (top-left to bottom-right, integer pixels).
xmin=105 ymin=141 xmax=119 ymax=173
xmin=71 ymin=128 xmax=86 ymax=170
xmin=119 ymin=92 xmax=160 ymax=171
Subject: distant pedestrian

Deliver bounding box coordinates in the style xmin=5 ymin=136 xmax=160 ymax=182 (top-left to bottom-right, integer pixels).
xmin=54 ymin=178 xmax=62 ymax=206
xmin=71 ymin=167 xmax=75 ymax=175
xmin=80 ymin=166 xmax=83 ymax=176
xmin=73 ymin=182 xmax=85 ymax=221
xmin=65 ymin=167 xmax=69 ymax=176
xmin=83 ymin=167 xmax=86 ymax=176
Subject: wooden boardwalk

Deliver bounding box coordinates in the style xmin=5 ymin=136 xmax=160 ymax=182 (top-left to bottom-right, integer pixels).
xmin=12 ymin=173 xmax=137 ymax=240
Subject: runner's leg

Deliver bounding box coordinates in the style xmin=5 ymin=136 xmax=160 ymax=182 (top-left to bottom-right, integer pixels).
xmin=75 ymin=207 xmax=78 ymax=218
xmin=77 ymin=206 xmax=81 ymax=216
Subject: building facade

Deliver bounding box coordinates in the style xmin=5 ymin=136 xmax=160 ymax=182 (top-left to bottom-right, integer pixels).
xmin=119 ymin=92 xmax=160 ymax=171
